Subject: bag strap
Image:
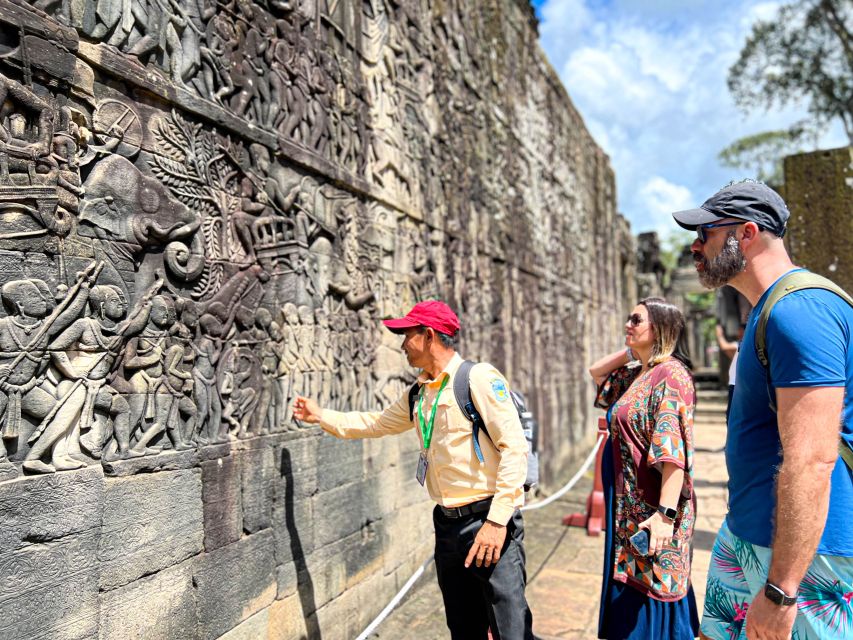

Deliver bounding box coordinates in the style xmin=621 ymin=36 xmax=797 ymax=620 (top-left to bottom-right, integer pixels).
xmin=407 ymin=382 xmax=419 ymax=422
xmin=453 ymin=359 xmax=490 ymax=463
xmin=755 ymin=271 xmax=853 ymax=369
xmin=754 ymin=270 xmax=853 ymax=470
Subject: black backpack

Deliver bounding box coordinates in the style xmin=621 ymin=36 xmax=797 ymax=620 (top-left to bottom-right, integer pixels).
xmin=754 ymin=270 xmax=853 ymax=471
xmin=408 ymin=360 xmax=540 ymax=490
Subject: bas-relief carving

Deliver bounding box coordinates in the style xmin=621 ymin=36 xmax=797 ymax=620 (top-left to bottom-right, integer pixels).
xmin=0 ymin=0 xmax=629 ymax=503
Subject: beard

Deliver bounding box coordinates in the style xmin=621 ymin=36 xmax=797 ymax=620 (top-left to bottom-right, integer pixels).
xmin=693 ymin=231 xmax=747 ymax=289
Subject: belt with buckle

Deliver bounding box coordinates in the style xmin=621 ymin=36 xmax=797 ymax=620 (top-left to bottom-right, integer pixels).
xmin=439 ymin=497 xmax=492 ymax=519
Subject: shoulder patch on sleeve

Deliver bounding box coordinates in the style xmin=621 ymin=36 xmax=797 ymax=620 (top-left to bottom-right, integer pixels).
xmin=490 ymin=378 xmax=509 ymax=402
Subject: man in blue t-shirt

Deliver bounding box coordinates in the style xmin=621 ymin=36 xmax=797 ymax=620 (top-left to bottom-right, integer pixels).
xmin=672 ymin=181 xmax=853 ymax=640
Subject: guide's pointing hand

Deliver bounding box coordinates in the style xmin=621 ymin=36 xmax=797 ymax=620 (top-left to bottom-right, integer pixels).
xmin=293 ymin=396 xmax=322 ymax=423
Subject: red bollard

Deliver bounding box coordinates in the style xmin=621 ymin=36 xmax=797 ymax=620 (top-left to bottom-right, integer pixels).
xmin=562 ymin=417 xmax=608 ymax=536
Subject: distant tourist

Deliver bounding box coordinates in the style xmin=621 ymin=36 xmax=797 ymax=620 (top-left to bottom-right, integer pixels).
xmin=293 ymin=300 xmax=535 ymax=639
xmin=672 ymin=180 xmax=853 ymax=640
xmin=589 ymin=297 xmax=699 ymax=639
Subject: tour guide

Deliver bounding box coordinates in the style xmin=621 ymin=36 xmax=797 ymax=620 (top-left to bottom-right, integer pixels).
xmin=293 ymin=300 xmax=534 ymax=639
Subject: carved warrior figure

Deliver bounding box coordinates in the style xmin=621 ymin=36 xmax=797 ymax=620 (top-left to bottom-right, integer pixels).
xmin=123 ymin=295 xmax=194 ymax=454
xmin=24 ymin=281 xmax=161 ymax=472
xmin=0 ymin=268 xmax=95 ymax=467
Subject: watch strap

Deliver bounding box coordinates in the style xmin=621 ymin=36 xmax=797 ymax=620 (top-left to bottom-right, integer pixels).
xmin=656 ymin=504 xmax=677 ymax=520
xmin=764 ymin=582 xmax=797 ymax=606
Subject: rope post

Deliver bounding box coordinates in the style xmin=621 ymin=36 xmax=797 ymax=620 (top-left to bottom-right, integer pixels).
xmin=561 ymin=416 xmax=608 ymax=536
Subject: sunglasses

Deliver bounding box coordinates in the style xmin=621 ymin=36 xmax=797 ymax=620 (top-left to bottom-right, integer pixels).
xmin=696 ymin=220 xmax=745 ymax=243
xmin=627 ymin=314 xmax=646 ymax=327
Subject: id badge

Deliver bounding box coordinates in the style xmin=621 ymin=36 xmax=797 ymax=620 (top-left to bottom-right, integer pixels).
xmin=415 ymin=451 xmax=428 ymax=486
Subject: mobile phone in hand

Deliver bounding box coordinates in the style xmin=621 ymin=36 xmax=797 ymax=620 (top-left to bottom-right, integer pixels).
xmin=629 ymin=528 xmax=650 ymax=555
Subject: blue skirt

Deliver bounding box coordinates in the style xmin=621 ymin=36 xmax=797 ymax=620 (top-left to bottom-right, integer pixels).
xmin=597 ymin=436 xmax=700 ymax=639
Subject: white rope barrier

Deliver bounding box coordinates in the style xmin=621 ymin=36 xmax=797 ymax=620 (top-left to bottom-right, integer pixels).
xmin=521 ymin=433 xmax=605 ymax=512
xmin=353 ymin=433 xmax=606 ymax=640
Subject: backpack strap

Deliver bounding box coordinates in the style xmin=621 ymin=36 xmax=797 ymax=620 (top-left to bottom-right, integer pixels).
xmin=453 ymin=360 xmax=489 ymax=463
xmin=407 ymin=382 xmax=420 ymax=422
xmin=755 ymin=271 xmax=853 ymax=370
xmin=754 ymin=271 xmax=853 ymax=470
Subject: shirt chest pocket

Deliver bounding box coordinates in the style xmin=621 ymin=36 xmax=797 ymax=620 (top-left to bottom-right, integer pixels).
xmin=432 ymin=395 xmax=475 ymax=449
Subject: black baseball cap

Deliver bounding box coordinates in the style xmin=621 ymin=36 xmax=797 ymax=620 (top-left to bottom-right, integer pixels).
xmin=672 ymin=181 xmax=789 ymax=237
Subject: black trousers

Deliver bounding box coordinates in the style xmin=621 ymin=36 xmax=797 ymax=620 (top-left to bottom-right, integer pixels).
xmin=433 ymin=506 xmax=535 ymax=640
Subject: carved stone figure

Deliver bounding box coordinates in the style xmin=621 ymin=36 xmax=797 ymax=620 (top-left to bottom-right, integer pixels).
xmin=0 ymin=277 xmax=86 ymax=466
xmin=24 ymin=282 xmax=160 ymax=472
xmin=123 ymin=294 xmax=194 ymax=454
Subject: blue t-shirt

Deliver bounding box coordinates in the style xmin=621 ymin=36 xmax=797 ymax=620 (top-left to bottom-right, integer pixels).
xmin=726 ymin=269 xmax=853 ymax=556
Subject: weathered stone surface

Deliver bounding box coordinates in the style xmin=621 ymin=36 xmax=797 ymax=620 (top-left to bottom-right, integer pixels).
xmin=0 ymin=466 xmax=103 ymax=547
xmin=238 ymin=448 xmax=275 ymax=534
xmin=311 ymin=480 xmax=377 ymax=549
xmin=0 ymin=530 xmax=100 ymax=640
xmin=267 ymin=595 xmax=311 ymax=640
xmin=0 ymin=0 xmax=631 ymax=637
xmin=98 ymin=560 xmax=198 ymax=640
xmin=102 ymin=450 xmax=200 ymax=477
xmin=316 ymin=434 xmax=364 ymax=493
xmin=194 ymin=529 xmax=277 ymax=640
xmin=201 ymin=457 xmax=242 ymax=551
xmin=99 ymin=470 xmax=203 ymax=590
xmin=784 ymin=146 xmax=853 ymax=293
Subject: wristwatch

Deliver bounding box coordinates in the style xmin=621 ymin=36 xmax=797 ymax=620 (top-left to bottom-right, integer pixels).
xmin=656 ymin=504 xmax=677 ymax=520
xmin=764 ymin=582 xmax=797 ymax=606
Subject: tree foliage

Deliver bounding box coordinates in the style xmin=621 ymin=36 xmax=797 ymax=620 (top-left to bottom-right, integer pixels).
xmin=717 ymin=127 xmax=812 ymax=184
xmin=728 ymin=0 xmax=853 ymax=143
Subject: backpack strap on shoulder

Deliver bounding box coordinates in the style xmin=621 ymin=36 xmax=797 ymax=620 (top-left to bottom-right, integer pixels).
xmin=453 ymin=360 xmax=488 ymax=463
xmin=755 ymin=271 xmax=853 ymax=369
xmin=407 ymin=382 xmax=420 ymax=422
xmin=755 ymin=271 xmax=853 ymax=471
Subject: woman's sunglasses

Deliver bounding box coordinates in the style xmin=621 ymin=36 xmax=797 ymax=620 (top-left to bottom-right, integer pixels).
xmin=627 ymin=314 xmax=646 ymax=327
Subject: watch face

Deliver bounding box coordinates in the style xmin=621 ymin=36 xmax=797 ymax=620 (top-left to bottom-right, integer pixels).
xmin=764 ymin=583 xmax=796 ymax=606
xmin=764 ymin=584 xmax=783 ymax=605
xmin=658 ymin=505 xmax=677 ymax=519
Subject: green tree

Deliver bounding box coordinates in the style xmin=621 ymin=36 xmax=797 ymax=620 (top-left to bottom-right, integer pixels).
xmin=721 ymin=0 xmax=853 ymax=175
xmin=718 ymin=127 xmax=812 ymax=185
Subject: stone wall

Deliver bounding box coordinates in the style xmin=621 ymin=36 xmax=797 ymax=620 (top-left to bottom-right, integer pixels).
xmin=0 ymin=1 xmax=628 ymax=638
xmin=784 ymin=146 xmax=853 ymax=292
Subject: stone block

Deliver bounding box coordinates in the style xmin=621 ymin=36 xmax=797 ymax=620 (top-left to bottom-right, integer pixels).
xmin=99 ymin=470 xmax=203 ymax=590
xmin=101 ymin=449 xmax=199 ymax=477
xmin=0 ymin=530 xmax=100 ymax=640
xmin=272 ymin=490 xmax=314 ymax=569
xmin=316 ymin=434 xmax=363 ymax=493
xmin=381 ymin=503 xmax=434 ymax=575
xmin=238 ymin=448 xmax=274 ymax=534
xmin=0 ymin=466 xmax=103 ymax=547
xmin=99 ymin=560 xmax=198 ymax=640
xmin=215 ymin=608 xmax=269 ymax=640
xmin=201 ymin=457 xmax=242 ymax=551
xmin=267 ymin=595 xmax=310 ymax=639
xmin=276 ymin=436 xmax=319 ymax=502
xmin=311 ymin=480 xmax=377 ymax=549
xmin=194 ymin=529 xmax=277 ymax=640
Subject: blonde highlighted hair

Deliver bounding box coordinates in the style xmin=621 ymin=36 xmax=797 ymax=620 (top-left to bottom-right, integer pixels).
xmin=639 ymin=297 xmax=693 ymax=370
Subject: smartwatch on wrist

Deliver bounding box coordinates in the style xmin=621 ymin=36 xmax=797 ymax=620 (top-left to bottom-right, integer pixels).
xmin=656 ymin=504 xmax=677 ymax=520
xmin=764 ymin=582 xmax=797 ymax=606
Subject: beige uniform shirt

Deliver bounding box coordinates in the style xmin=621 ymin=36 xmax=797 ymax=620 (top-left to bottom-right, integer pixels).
xmin=319 ymin=353 xmax=528 ymax=525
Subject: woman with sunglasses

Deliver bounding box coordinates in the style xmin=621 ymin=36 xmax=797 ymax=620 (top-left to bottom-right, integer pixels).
xmin=589 ymin=297 xmax=699 ymax=639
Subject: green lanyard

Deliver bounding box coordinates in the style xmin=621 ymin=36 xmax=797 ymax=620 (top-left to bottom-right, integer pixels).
xmin=417 ymin=375 xmax=450 ymax=451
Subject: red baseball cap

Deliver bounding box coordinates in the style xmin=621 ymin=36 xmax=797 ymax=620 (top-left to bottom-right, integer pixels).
xmin=382 ymin=300 xmax=461 ymax=335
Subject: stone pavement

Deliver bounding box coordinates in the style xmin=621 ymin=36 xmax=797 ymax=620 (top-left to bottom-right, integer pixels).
xmin=370 ymin=389 xmax=729 ymax=639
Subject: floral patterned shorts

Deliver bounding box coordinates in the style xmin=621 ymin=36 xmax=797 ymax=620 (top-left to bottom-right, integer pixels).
xmin=701 ymin=520 xmax=853 ymax=640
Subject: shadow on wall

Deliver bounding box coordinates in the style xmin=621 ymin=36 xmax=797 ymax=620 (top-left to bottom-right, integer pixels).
xmin=280 ymin=447 xmax=322 ymax=639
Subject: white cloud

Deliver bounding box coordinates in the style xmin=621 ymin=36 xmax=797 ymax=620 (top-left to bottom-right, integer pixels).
xmin=637 ymin=177 xmax=694 ymax=235
xmin=535 ymin=0 xmax=848 ymax=237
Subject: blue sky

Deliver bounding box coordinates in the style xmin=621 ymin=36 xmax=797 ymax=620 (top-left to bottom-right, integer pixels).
xmin=531 ymin=0 xmax=848 ymax=237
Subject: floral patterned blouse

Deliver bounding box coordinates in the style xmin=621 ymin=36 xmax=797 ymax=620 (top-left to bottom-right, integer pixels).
xmin=595 ymin=358 xmax=696 ymax=602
